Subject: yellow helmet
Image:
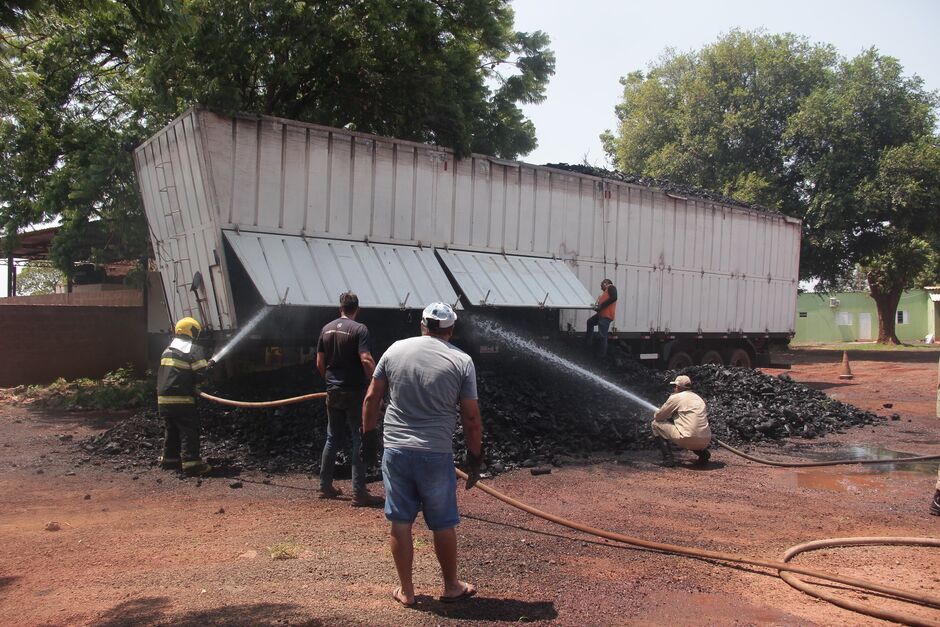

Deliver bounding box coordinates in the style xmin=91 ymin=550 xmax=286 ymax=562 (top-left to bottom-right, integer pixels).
xmin=174 ymin=317 xmax=202 ymax=339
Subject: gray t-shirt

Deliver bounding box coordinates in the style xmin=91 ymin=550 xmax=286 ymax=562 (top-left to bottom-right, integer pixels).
xmin=373 ymin=335 xmax=478 ymax=454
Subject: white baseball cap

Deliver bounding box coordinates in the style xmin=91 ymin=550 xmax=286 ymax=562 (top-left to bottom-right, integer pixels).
xmin=421 ymin=302 xmax=457 ymax=329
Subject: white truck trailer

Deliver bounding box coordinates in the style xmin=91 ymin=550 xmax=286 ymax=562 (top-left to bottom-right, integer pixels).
xmin=134 ymin=108 xmax=801 ymax=367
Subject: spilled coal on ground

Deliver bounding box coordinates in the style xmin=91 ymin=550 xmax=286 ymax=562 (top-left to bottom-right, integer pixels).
xmin=81 ymin=342 xmax=887 ymax=475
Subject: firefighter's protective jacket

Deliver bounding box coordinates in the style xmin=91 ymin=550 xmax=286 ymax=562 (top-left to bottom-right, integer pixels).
xmin=157 ymin=335 xmax=209 ymax=405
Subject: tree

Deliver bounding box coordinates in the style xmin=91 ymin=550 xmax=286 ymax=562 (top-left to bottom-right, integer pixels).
xmin=0 ymin=0 xmax=555 ymax=274
xmin=861 ymin=232 xmax=937 ymax=343
xmin=603 ymin=31 xmax=940 ymax=343
xmin=15 ymin=260 xmax=64 ymax=294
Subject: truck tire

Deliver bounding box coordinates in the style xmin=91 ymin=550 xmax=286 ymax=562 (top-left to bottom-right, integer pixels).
xmin=699 ymin=350 xmax=723 ymax=365
xmin=667 ymin=351 xmax=694 ymax=370
xmin=725 ymin=348 xmax=752 ymax=368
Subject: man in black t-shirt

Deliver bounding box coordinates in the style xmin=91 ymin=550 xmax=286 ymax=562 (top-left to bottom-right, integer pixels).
xmin=316 ymin=292 xmax=382 ymax=507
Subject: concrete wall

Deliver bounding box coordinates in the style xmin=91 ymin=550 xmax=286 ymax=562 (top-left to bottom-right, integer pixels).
xmin=794 ymin=289 xmax=930 ymax=343
xmin=0 ymin=305 xmax=147 ymax=387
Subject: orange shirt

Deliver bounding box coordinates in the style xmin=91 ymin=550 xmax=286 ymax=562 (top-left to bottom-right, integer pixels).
xmin=598 ymin=286 xmax=617 ymax=320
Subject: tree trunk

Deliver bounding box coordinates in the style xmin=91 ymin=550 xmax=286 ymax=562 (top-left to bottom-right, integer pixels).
xmin=868 ymin=283 xmax=903 ymax=345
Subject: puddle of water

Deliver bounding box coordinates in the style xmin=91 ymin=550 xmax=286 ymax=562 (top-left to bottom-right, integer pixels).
xmin=786 ymin=471 xmax=887 ymax=493
xmin=782 ymin=444 xmax=938 ymax=491
xmin=778 ymin=444 xmax=938 ymax=475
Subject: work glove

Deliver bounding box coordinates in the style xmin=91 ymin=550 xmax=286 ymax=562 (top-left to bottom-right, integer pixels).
xmin=463 ymin=449 xmax=484 ymax=490
xmin=360 ymin=429 xmax=381 ymax=468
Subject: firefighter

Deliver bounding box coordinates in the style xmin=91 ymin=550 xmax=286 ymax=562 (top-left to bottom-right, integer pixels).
xmin=157 ymin=317 xmax=213 ymax=476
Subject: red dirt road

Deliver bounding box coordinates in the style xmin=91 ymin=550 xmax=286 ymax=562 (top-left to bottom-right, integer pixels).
xmin=1 ymin=353 xmax=938 ymax=626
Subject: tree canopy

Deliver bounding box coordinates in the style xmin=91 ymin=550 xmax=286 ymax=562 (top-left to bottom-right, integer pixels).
xmin=602 ymin=30 xmax=940 ymax=343
xmin=0 ymin=0 xmax=555 ymax=273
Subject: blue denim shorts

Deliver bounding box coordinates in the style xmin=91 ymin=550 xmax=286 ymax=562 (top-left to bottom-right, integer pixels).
xmin=382 ymin=447 xmax=459 ymax=531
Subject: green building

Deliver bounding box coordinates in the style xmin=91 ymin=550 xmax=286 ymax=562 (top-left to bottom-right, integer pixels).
xmin=794 ymin=288 xmax=940 ymax=343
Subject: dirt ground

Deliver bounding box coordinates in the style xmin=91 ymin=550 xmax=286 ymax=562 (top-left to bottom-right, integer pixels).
xmin=1 ymin=351 xmax=938 ymax=626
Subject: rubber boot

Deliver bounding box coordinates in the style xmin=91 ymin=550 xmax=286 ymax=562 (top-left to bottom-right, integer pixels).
xmin=656 ymin=438 xmax=676 ymax=467
xmin=158 ymin=456 xmax=181 ymax=471
xmin=182 ymin=460 xmax=213 ymax=477
xmin=693 ymin=449 xmax=711 ymax=466
xmin=930 ymin=489 xmax=940 ymax=516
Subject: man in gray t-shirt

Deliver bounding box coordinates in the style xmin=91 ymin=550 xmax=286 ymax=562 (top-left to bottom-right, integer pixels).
xmin=362 ymin=302 xmax=483 ymax=607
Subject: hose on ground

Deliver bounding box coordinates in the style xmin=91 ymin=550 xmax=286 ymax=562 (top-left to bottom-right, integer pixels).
xmin=198 ymin=390 xmax=326 ymax=408
xmin=714 ymin=438 xmax=940 ymax=467
xmin=457 ymin=468 xmax=940 ymax=626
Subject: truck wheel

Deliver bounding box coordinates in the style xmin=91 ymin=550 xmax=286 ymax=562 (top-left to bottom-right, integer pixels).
xmin=725 ymin=348 xmax=752 ymax=368
xmin=699 ymin=350 xmax=723 ymax=365
xmin=667 ymin=351 xmax=694 ymax=370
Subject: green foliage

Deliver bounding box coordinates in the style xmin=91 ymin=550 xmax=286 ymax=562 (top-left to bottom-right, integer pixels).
xmin=11 ymin=365 xmax=154 ymax=410
xmin=1 ymin=0 xmax=555 ymax=273
xmin=15 ymin=261 xmax=64 ymax=294
xmin=862 ymin=231 xmax=938 ymax=297
xmin=603 ymin=30 xmax=940 ymax=342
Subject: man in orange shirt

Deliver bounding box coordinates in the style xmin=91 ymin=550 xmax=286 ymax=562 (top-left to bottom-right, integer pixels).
xmin=585 ymin=278 xmax=617 ymax=357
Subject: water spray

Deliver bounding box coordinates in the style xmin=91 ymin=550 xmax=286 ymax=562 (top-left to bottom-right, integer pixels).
xmin=474 ymin=319 xmax=659 ymax=413
xmin=210 ymin=307 xmax=273 ymax=364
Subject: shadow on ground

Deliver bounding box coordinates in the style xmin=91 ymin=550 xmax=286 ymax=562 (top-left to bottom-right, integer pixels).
xmin=94 ymin=597 xmax=323 ymax=626
xmin=412 ymin=595 xmax=557 ymax=622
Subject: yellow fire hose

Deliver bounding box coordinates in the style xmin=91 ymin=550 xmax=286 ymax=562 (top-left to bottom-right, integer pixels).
xmin=198 ymin=391 xmax=940 ymax=624
xmin=198 ymin=390 xmax=326 ymax=408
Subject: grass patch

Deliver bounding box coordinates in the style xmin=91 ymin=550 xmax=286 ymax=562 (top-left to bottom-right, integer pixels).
xmin=412 ymin=536 xmax=429 ymax=550
xmin=267 ymin=541 xmax=303 ymax=560
xmin=0 ymin=365 xmax=154 ymax=410
xmin=791 ymin=342 xmax=940 ymax=352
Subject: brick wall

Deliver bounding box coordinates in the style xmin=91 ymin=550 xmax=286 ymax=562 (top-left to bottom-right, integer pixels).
xmin=0 ymin=290 xmax=142 ymax=307
xmin=0 ymin=305 xmax=147 ymax=387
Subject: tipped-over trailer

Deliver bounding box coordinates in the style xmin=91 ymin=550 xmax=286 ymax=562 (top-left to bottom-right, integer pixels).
xmin=134 ymin=108 xmax=800 ymax=367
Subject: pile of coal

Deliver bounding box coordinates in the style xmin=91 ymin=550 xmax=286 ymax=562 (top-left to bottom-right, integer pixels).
xmin=82 ymin=346 xmax=886 ymax=475
xmin=82 ymin=366 xmax=331 ymax=474
xmin=544 ymin=163 xmax=775 ymax=214
xmin=672 ymin=364 xmax=884 ymax=441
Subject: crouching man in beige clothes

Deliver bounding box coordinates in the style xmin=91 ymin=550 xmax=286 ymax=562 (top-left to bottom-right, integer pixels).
xmin=652 ymin=375 xmax=712 ymax=467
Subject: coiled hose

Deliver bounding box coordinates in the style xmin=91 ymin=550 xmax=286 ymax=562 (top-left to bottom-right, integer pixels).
xmin=199 ymin=391 xmax=940 ymax=624
xmin=457 ymin=468 xmax=940 ymax=626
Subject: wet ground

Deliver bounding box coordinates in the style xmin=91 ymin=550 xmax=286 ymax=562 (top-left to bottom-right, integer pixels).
xmin=0 ymin=350 xmax=938 ymax=625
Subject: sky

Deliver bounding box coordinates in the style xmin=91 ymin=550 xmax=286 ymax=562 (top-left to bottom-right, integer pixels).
xmin=510 ymin=0 xmax=940 ymax=167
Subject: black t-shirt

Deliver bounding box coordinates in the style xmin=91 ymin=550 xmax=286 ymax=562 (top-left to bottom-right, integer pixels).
xmin=316 ymin=317 xmax=371 ymax=390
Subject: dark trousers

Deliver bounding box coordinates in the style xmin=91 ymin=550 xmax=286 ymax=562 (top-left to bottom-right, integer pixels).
xmin=320 ymin=388 xmax=367 ymax=496
xmin=585 ymin=315 xmax=613 ymax=356
xmin=160 ymin=405 xmax=201 ymax=462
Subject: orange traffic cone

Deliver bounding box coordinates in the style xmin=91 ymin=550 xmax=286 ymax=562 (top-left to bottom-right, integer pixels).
xmin=838 ymin=350 xmax=854 ymax=380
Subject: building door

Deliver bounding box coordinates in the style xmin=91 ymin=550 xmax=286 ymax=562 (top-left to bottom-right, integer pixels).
xmin=858 ymin=313 xmax=873 ymax=341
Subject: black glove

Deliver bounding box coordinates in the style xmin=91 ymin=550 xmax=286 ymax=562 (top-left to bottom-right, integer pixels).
xmin=360 ymin=429 xmax=381 ymax=468
xmin=463 ymin=449 xmax=484 ymax=490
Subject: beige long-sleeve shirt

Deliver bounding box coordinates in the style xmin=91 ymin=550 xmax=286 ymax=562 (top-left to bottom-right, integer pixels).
xmin=654 ymin=390 xmax=711 ymax=439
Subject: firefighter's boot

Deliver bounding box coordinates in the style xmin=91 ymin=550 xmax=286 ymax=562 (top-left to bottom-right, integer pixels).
xmin=656 ymin=437 xmax=676 ymax=467
xmin=158 ymin=456 xmax=182 ymax=471
xmin=182 ymin=460 xmax=213 ymax=477
xmin=930 ymin=489 xmax=940 ymax=516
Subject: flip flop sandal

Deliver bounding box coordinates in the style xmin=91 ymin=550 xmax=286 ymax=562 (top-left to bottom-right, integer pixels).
xmin=392 ymin=587 xmax=415 ymax=608
xmin=439 ymin=584 xmax=477 ymax=603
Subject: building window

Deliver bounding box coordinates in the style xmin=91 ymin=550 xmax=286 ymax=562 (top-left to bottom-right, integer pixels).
xmin=836 ymin=311 xmax=853 ymax=326
xmin=798 ymin=312 xmax=808 ymax=318
xmin=897 ymin=310 xmax=909 ymax=324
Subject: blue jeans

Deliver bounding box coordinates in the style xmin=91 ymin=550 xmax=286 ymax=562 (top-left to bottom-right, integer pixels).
xmin=382 ymin=447 xmax=459 ymax=531
xmin=585 ymin=315 xmax=613 ymax=356
xmin=320 ymin=390 xmax=366 ymax=496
